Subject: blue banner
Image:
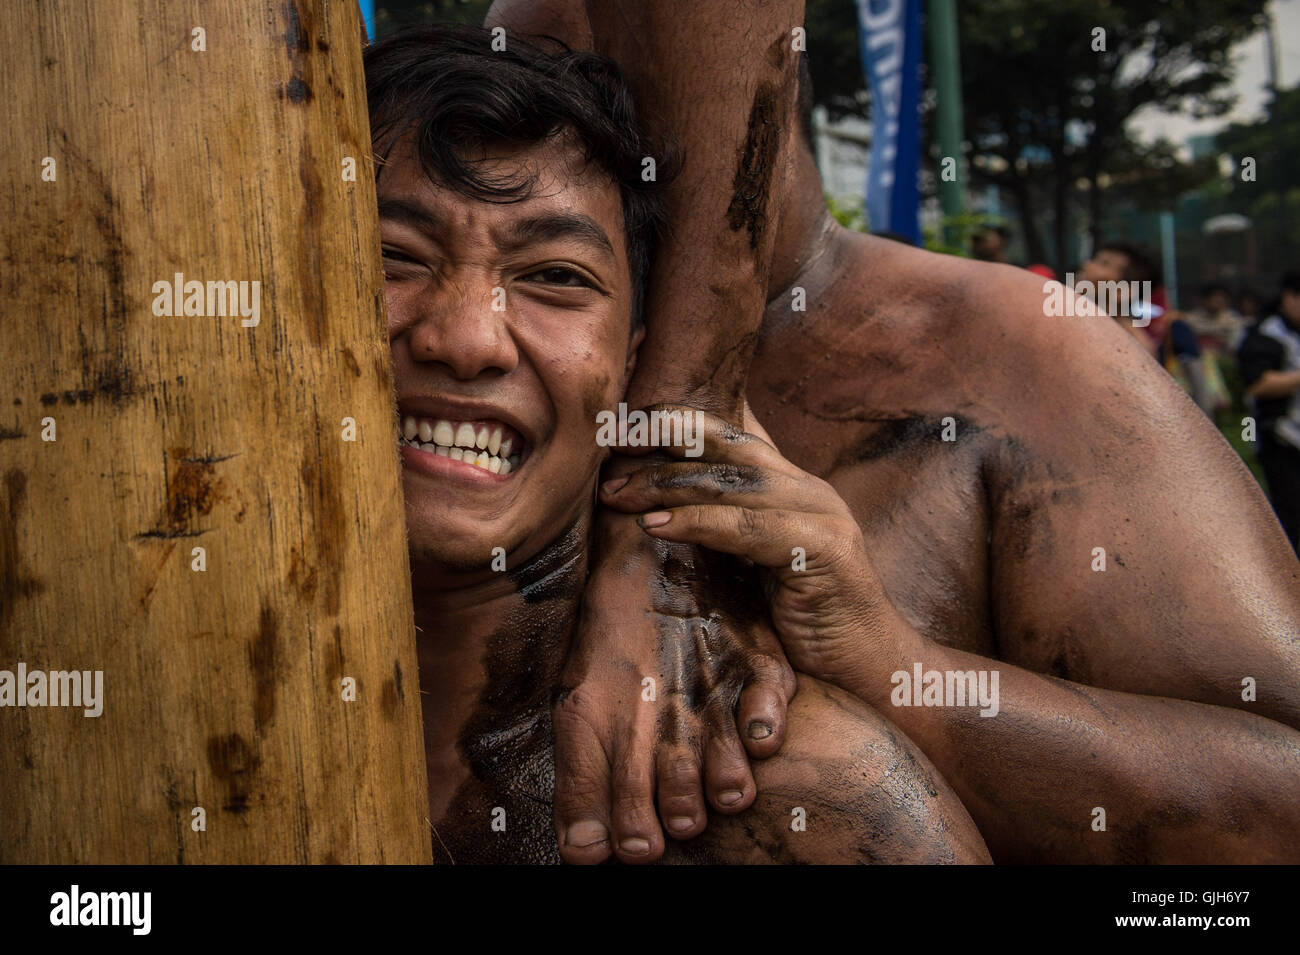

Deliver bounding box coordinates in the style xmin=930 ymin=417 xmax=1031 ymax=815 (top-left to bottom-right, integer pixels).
xmin=856 ymin=0 xmax=922 ymax=243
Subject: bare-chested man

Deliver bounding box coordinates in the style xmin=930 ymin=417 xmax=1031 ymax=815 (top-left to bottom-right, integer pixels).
xmin=487 ymin=0 xmax=1300 ymax=864
xmin=368 ymin=25 xmax=988 ymax=864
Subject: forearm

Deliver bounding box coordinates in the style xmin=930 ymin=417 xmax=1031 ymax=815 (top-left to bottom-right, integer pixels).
xmin=846 ymin=635 xmax=1300 ymax=863
xmin=1248 ymin=368 xmax=1300 ymax=399
xmin=585 ymin=0 xmax=804 ymax=418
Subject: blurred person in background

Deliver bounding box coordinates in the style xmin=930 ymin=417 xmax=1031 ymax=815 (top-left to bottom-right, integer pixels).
xmin=1076 ymin=241 xmax=1217 ymax=413
xmin=1187 ymin=282 xmax=1246 ymax=354
xmin=970 ymin=223 xmax=1012 ymax=264
xmin=1240 ymin=288 xmax=1263 ymax=324
xmin=1238 ymin=271 xmax=1300 ymax=551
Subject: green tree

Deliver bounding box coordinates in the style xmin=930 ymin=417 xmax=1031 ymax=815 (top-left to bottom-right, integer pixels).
xmin=1215 ymin=85 xmax=1300 ymax=280
xmin=804 ymin=0 xmax=1267 ymax=268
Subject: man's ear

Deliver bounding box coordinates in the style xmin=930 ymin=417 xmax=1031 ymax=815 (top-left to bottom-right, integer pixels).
xmin=625 ymin=323 xmax=646 ymax=381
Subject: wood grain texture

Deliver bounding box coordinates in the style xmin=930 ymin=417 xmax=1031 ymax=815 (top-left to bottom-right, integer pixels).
xmin=0 ymin=0 xmax=431 ymax=863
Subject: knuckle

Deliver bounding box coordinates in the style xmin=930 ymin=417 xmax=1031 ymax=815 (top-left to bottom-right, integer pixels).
xmin=661 ymin=751 xmax=701 ymax=786
xmin=553 ymin=684 xmax=605 ymax=731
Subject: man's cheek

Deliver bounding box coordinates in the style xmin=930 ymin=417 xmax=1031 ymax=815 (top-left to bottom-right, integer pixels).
xmin=580 ymin=370 xmax=617 ymax=429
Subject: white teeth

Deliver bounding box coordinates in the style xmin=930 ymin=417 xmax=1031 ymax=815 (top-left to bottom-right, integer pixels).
xmin=398 ymin=415 xmax=522 ymax=475
xmin=399 ymin=434 xmax=518 ymax=475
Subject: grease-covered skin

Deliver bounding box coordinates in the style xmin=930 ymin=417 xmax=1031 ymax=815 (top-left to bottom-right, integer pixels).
xmin=486 ymin=1 xmax=1300 ymax=863
xmin=418 ymin=517 xmax=987 ymax=865
xmin=375 ymin=35 xmax=989 ymax=864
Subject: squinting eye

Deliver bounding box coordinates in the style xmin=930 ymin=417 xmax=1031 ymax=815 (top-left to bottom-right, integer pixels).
xmin=382 ymin=247 xmax=420 ymax=264
xmin=526 ymin=267 xmax=592 ymax=288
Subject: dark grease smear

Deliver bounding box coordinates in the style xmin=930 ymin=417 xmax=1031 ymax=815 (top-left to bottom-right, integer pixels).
xmin=726 ymin=82 xmax=782 ymax=251
xmin=434 ymin=517 xmax=589 ymax=863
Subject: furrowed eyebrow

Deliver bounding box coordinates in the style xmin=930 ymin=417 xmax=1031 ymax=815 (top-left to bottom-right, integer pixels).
xmin=377 ymin=198 xmax=441 ymax=236
xmin=504 ymin=213 xmax=615 ymax=259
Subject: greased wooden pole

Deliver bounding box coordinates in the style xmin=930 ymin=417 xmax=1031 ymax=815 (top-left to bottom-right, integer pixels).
xmin=0 ymin=0 xmax=431 ymax=863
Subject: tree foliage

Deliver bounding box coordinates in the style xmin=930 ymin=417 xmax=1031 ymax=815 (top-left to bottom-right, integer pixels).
xmin=805 ymin=0 xmax=1268 ymax=268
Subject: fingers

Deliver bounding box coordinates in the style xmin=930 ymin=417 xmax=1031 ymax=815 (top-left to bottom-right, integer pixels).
xmin=741 ymin=399 xmax=777 ymax=446
xmin=600 ymin=459 xmax=815 ymax=515
xmin=552 ymin=687 xmax=616 ymax=865
xmin=633 ymin=504 xmax=814 ymax=569
xmin=735 ymin=652 xmax=795 ymax=759
xmin=608 ymin=404 xmax=789 ymax=470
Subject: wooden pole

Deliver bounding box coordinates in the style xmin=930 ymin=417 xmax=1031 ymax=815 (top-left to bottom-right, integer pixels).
xmin=0 ymin=0 xmax=431 ymax=863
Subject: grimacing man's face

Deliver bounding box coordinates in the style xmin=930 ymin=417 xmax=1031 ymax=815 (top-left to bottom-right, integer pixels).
xmin=379 ymin=136 xmax=641 ymax=576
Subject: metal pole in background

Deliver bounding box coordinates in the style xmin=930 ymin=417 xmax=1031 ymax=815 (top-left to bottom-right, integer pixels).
xmin=929 ymin=0 xmax=966 ymax=246
xmin=1160 ymin=211 xmax=1179 ymax=309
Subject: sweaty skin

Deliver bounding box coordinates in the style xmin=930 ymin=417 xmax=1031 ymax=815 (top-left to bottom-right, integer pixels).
xmin=417 ymin=514 xmax=988 ymax=864
xmin=382 ymin=123 xmax=988 ymax=864
xmin=487 ymin=0 xmax=808 ymax=863
xmin=491 ymin=1 xmax=1300 ymax=863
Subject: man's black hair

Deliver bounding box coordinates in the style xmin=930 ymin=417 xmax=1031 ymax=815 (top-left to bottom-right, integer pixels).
xmin=1280 ymin=271 xmax=1300 ymax=297
xmin=1200 ymin=281 xmax=1230 ymax=299
xmin=1096 ymin=240 xmax=1160 ymax=286
xmin=364 ymin=24 xmax=674 ymax=326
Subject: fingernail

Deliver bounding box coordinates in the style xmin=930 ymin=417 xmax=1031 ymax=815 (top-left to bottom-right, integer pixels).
xmin=667 ymin=816 xmax=696 ymax=834
xmin=747 ymin=721 xmax=773 ymax=740
xmin=638 ymin=511 xmax=671 ymax=528
xmin=619 ymin=837 xmax=651 ymax=855
xmin=718 ymin=790 xmax=744 ymax=806
xmin=601 ymin=476 xmax=629 ymax=495
xmin=565 ymin=821 xmax=609 ymax=848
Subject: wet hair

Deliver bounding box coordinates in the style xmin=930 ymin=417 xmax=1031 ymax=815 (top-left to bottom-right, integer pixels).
xmin=1095 ymin=241 xmax=1160 ymax=285
xmin=364 ymin=24 xmax=674 ymax=326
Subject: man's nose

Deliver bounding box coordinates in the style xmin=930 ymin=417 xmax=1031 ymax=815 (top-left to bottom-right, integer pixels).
xmin=405 ymin=280 xmax=518 ymax=380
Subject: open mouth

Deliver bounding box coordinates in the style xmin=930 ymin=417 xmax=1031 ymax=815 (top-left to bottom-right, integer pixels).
xmin=398 ymin=415 xmax=525 ymax=475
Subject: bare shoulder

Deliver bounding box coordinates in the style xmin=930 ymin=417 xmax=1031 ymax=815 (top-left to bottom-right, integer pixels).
xmin=871 ymin=245 xmax=1300 ymax=718
xmin=665 ymin=674 xmax=990 ymax=864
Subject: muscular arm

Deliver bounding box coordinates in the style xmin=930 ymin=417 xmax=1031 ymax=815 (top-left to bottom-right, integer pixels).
xmin=970 ymin=266 xmax=1300 ymax=729
xmin=841 ymin=633 xmax=1300 ymax=863
xmin=1248 ymin=368 xmax=1300 ymax=400
xmin=858 ymin=264 xmax=1300 ymax=862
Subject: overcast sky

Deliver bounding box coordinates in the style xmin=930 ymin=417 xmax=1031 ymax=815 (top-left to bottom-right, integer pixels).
xmin=1133 ymin=0 xmax=1299 ymax=144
